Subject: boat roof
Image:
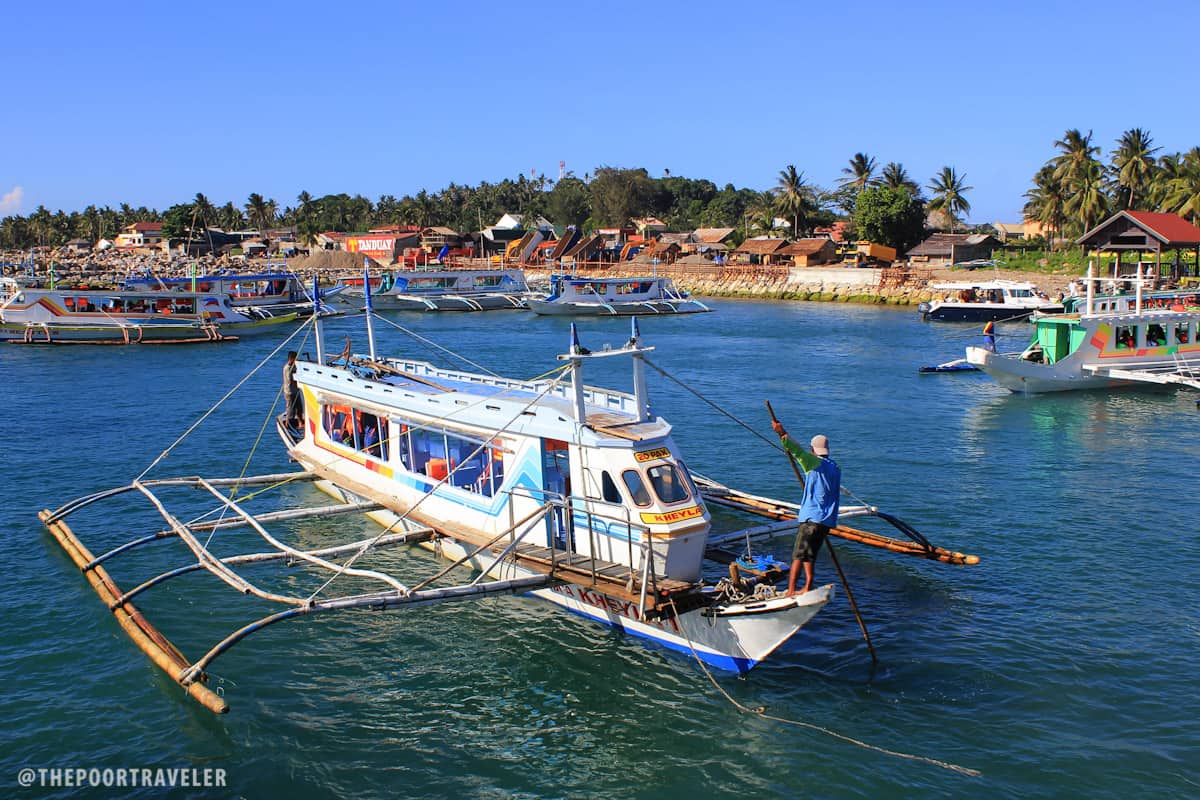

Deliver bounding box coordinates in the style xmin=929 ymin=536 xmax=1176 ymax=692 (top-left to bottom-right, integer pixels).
xmin=299 ymin=356 xmax=671 ymax=445
xmin=931 ymin=279 xmax=1038 ymax=291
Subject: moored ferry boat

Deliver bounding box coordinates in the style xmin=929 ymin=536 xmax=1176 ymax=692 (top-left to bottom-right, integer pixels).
xmin=278 ymin=316 xmax=829 ymax=671
xmin=919 ymin=279 xmax=1062 ymax=322
xmin=967 ymin=266 xmax=1200 ymax=393
xmin=0 ymin=279 xmax=296 ymax=342
xmin=528 ymin=274 xmax=711 ymax=316
xmin=337 ymin=268 xmax=530 ymax=311
xmin=122 ymin=267 xmax=343 ymax=317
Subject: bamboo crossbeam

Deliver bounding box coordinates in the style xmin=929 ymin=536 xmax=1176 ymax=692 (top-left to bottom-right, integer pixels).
xmin=39 ymin=509 xmax=229 ymax=714
xmin=188 ymin=500 xmax=384 ymax=533
xmin=112 ymin=529 xmax=435 ymax=609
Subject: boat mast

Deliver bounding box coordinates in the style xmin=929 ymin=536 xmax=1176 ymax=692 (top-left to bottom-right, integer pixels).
xmin=630 ymin=317 xmax=650 ymax=422
xmin=567 ymin=323 xmax=586 ymax=422
xmin=362 ymin=258 xmax=377 ymax=361
xmin=1085 ymin=261 xmax=1095 ymax=315
xmin=1135 ymin=262 xmax=1143 ymax=314
xmin=312 ymin=274 xmax=324 ymax=363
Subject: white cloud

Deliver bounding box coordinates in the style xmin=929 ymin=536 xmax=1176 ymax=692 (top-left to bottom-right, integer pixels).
xmin=0 ymin=186 xmax=24 ymax=215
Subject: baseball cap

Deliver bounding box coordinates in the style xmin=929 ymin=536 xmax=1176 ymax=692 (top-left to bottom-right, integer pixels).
xmin=810 ymin=434 xmax=830 ymax=456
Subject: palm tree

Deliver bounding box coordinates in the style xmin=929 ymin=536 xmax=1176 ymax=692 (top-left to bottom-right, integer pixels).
xmin=774 ymin=165 xmax=812 ymax=238
xmin=1051 ymin=129 xmax=1100 ymax=190
xmin=839 ymin=152 xmax=877 ymax=193
xmin=1023 ymin=165 xmax=1067 ymax=248
xmin=880 ymin=162 xmax=920 ymax=195
xmin=1065 ymin=159 xmax=1109 ymax=233
xmin=245 ymin=193 xmax=272 ymax=231
xmin=1112 ymin=128 xmax=1160 ymax=210
xmin=1149 ymin=153 xmax=1183 ymax=211
xmin=927 ymin=167 xmax=973 ymax=232
xmin=1163 ymin=148 xmax=1200 ymax=224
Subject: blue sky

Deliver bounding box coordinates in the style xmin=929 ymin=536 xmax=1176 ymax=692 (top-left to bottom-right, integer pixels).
xmin=3 ymin=0 xmax=1198 ymax=225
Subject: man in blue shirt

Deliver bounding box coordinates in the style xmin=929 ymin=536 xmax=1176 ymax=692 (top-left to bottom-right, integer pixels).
xmin=772 ymin=421 xmax=841 ymax=597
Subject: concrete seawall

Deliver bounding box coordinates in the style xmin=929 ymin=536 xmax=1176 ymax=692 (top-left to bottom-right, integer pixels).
xmin=529 ymin=267 xmax=938 ymax=306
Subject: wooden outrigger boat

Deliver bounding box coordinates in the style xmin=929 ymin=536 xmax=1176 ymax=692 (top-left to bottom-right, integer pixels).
xmin=528 ymin=274 xmax=711 ymax=316
xmin=967 ymin=264 xmax=1200 ymax=393
xmin=39 ymin=275 xmax=977 ymax=713
xmin=0 ymin=278 xmax=272 ymax=344
xmin=336 ymin=268 xmax=530 ymax=311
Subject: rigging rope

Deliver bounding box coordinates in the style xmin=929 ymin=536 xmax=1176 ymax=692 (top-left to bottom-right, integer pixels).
xmin=135 ymin=316 xmax=313 ymax=482
xmin=666 ymin=600 xmax=981 ymax=778
xmin=303 ymin=365 xmax=572 ymax=603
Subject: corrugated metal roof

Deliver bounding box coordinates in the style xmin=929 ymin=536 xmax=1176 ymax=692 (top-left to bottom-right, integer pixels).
xmin=779 ymin=239 xmax=836 ymax=256
xmin=735 ymin=237 xmax=789 ymax=254
xmin=1122 ymin=211 xmax=1200 ymax=246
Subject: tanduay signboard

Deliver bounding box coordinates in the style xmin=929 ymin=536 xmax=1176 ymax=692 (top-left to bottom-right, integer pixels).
xmin=345 ymin=235 xmax=400 ymax=262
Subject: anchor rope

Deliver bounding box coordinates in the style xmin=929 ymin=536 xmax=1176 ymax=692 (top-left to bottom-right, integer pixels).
xmin=665 ymin=600 xmax=981 ymax=778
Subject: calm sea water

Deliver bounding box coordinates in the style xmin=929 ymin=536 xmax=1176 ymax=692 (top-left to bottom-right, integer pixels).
xmin=2 ymin=300 xmax=1197 ymax=799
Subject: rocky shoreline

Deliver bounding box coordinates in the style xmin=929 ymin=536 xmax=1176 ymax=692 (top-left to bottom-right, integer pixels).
xmin=3 ymin=249 xmax=1075 ymax=308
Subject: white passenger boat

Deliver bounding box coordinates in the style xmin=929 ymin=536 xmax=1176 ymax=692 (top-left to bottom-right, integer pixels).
xmin=967 ymin=266 xmax=1200 ymax=393
xmin=919 ymin=279 xmax=1062 ymax=322
xmin=274 ymin=308 xmax=828 ymax=672
xmin=122 ymin=267 xmax=343 ymax=317
xmin=338 ymin=268 xmax=530 ymax=311
xmin=0 ymin=279 xmax=296 ymax=343
xmin=528 ymin=274 xmax=711 ymax=316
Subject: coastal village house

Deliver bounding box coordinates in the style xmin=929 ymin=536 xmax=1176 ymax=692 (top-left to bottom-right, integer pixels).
xmin=905 ymin=233 xmax=1000 ymax=266
xmin=780 ymin=238 xmax=838 ymax=267
xmin=115 ymin=222 xmax=164 ymax=250
xmin=1077 ymin=210 xmax=1200 ymax=281
xmin=734 ymin=237 xmax=791 ymax=266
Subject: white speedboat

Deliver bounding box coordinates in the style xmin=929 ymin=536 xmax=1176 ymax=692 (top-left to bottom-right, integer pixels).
xmin=919 ymin=279 xmax=1062 ymax=322
xmin=338 ymin=268 xmax=529 ymax=311
xmin=528 ymin=274 xmax=711 ymax=316
xmin=967 ymin=266 xmax=1200 ymax=393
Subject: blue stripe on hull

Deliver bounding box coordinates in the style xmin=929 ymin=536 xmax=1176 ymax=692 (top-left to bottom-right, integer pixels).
xmin=542 ymin=594 xmax=755 ymax=674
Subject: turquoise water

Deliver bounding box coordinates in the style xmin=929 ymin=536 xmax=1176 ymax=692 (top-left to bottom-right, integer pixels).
xmin=2 ymin=300 xmax=1197 ymax=798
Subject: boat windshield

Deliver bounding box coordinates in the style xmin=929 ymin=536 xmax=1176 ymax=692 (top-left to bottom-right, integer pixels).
xmin=647 ymin=464 xmax=689 ymax=505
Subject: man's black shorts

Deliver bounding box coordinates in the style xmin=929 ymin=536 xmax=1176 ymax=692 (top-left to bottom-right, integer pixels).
xmin=792 ymin=521 xmax=830 ymax=562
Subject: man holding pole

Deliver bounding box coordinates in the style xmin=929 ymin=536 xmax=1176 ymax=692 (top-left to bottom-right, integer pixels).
xmin=771 ymin=421 xmax=841 ymax=597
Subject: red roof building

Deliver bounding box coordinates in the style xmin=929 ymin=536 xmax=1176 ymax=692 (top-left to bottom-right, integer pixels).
xmin=1078 ymin=210 xmax=1200 ymax=279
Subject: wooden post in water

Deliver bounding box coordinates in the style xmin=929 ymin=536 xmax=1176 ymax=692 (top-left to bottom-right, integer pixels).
xmin=765 ymin=400 xmax=878 ymax=664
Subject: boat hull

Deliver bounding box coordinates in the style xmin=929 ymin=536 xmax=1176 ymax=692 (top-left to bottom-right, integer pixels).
xmin=922 ymin=303 xmax=1062 ymax=323
xmin=313 ymin=478 xmax=830 ymax=672
xmin=528 ymin=299 xmax=711 ymax=316
xmin=367 ymin=293 xmax=528 ymax=312
xmin=966 ymin=346 xmax=1124 ymax=393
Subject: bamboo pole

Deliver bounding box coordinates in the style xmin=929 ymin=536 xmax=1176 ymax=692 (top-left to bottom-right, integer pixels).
xmin=39 ymin=510 xmax=229 ymax=714
xmin=764 ymin=401 xmax=878 ymax=664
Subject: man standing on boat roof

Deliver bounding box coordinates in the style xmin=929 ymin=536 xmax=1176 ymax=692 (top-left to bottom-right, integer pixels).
xmin=771 ymin=422 xmax=841 ymax=597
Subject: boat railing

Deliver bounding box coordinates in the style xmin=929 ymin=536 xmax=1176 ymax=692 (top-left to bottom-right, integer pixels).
xmin=388 ymin=358 xmax=639 ymax=414
xmin=503 ymin=485 xmax=659 ymax=609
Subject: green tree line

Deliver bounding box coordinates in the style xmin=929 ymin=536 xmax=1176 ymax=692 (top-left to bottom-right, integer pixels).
xmin=4 ymin=131 xmax=1196 ymax=255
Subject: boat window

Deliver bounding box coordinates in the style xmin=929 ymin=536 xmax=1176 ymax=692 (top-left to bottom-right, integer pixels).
xmin=399 ymin=420 xmax=503 ymax=497
xmin=622 ymin=470 xmax=651 ymax=507
xmin=674 ymin=460 xmax=700 ymax=498
xmin=601 ymin=471 xmax=622 ymax=504
xmin=322 ymin=404 xmax=355 ymax=447
xmin=647 ymin=464 xmax=689 ymax=505
xmin=1146 ymin=324 xmax=1166 ymax=347
xmin=1115 ymin=326 xmax=1136 ymax=350
xmin=1174 ymin=322 xmax=1190 ymax=345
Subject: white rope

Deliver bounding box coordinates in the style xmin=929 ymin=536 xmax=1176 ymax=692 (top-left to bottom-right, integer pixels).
xmin=303 ymin=365 xmax=571 ymax=602
xmin=135 ymin=316 xmax=314 ymax=482
xmin=668 ymin=601 xmax=981 ymax=777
